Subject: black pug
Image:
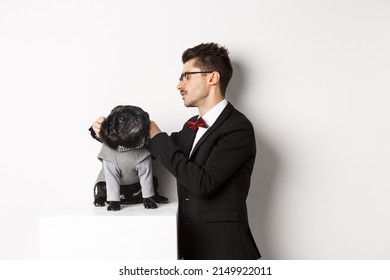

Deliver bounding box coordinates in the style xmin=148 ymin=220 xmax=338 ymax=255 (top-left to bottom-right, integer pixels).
xmin=93 ymin=105 xmax=168 ymax=211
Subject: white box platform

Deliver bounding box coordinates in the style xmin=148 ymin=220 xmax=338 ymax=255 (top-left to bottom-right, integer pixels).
xmin=39 ymin=202 xmax=178 ymax=260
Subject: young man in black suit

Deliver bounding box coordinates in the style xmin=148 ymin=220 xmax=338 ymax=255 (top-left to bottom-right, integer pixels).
xmin=92 ymin=43 xmax=260 ymax=259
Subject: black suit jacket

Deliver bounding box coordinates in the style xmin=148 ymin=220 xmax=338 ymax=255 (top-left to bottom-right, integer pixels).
xmin=147 ymin=103 xmax=260 ymax=259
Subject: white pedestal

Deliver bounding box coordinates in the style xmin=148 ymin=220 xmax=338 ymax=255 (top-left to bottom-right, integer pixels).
xmin=39 ymin=202 xmax=178 ymax=260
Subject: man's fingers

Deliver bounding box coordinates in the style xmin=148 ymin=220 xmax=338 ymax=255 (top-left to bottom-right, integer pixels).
xmin=92 ymin=116 xmax=106 ymax=138
xmin=95 ymin=116 xmax=106 ymax=124
xmin=149 ymin=120 xmax=162 ymax=139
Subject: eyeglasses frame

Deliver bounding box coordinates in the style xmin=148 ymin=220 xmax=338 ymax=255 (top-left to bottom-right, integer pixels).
xmin=179 ymin=71 xmax=215 ymax=82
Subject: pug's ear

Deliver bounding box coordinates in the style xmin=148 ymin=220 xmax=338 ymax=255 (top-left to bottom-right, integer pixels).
xmin=100 ymin=116 xmax=119 ymax=149
xmin=100 ymin=117 xmax=109 ymax=135
xmin=110 ymin=105 xmax=123 ymax=114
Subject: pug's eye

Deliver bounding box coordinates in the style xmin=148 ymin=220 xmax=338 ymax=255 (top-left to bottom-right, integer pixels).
xmin=119 ymin=117 xmax=125 ymax=123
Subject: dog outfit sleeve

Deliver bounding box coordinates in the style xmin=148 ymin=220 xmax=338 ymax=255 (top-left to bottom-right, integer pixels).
xmin=136 ymin=155 xmax=155 ymax=198
xmin=102 ymin=160 xmax=121 ymax=201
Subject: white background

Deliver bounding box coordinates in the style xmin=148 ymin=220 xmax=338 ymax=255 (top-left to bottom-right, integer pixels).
xmin=0 ymin=0 xmax=389 ymax=259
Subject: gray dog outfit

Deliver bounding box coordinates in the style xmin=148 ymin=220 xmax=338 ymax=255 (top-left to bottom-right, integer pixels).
xmin=96 ymin=144 xmax=154 ymax=202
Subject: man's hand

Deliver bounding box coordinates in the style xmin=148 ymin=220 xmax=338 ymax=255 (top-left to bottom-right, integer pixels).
xmin=149 ymin=121 xmax=162 ymax=139
xmin=92 ymin=116 xmax=106 ymax=139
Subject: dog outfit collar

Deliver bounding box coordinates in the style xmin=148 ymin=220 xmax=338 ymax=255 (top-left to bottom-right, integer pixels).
xmin=116 ymin=145 xmax=132 ymax=152
xmin=116 ymin=145 xmax=143 ymax=152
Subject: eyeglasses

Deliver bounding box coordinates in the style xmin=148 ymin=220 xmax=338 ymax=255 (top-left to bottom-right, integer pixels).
xmin=179 ymin=71 xmax=214 ymax=82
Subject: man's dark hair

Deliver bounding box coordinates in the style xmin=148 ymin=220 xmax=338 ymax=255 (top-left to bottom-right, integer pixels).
xmin=182 ymin=42 xmax=233 ymax=96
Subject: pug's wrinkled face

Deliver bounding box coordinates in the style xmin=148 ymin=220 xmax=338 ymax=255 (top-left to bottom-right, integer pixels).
xmin=100 ymin=105 xmax=150 ymax=149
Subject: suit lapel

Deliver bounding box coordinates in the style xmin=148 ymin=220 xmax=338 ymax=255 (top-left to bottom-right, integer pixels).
xmin=190 ymin=103 xmax=233 ymax=158
xmin=181 ymin=116 xmax=198 ymax=157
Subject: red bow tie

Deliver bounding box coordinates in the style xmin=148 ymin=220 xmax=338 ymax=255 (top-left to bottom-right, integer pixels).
xmin=186 ymin=117 xmax=208 ymax=131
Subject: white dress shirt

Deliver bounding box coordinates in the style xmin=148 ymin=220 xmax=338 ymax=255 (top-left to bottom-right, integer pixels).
xmin=189 ymin=99 xmax=228 ymax=156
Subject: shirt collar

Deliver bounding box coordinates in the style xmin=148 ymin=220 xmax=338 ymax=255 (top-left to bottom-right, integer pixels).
xmin=201 ymin=99 xmax=228 ymax=128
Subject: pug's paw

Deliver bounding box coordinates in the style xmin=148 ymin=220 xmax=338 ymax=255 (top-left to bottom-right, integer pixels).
xmin=143 ymin=197 xmax=157 ymax=209
xmin=107 ymin=201 xmax=121 ymax=211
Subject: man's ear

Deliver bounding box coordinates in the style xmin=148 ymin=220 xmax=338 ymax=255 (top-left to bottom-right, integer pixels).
xmin=208 ymin=71 xmax=220 ymax=86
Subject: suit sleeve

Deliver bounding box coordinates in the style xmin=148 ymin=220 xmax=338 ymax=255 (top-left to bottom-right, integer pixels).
xmin=146 ymin=118 xmax=256 ymax=197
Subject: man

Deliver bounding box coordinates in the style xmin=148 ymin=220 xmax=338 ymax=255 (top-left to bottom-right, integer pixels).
xmin=92 ymin=43 xmax=260 ymax=259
